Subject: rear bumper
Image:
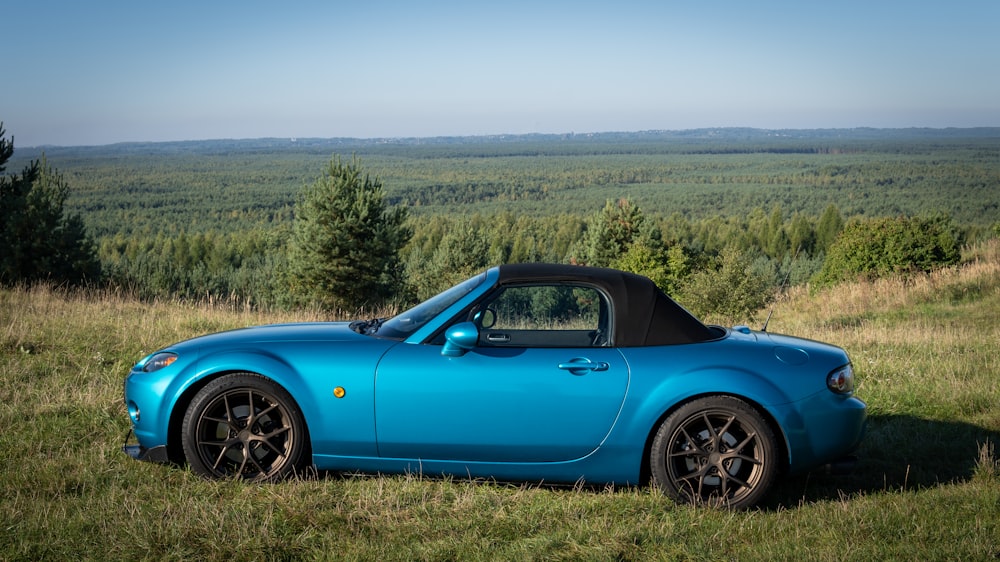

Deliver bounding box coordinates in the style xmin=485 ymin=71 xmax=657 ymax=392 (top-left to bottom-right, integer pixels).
xmin=780 ymin=394 xmax=867 ymax=473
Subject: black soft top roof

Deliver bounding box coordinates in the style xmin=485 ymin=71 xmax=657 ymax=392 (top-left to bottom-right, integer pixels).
xmin=496 ymin=263 xmax=716 ymax=347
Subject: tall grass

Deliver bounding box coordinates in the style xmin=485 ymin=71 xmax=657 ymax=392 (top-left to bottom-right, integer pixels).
xmin=2 ymin=242 xmax=998 ymax=560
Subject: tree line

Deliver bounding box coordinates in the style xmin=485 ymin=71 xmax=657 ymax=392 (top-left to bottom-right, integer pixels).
xmin=94 ymin=180 xmax=969 ymax=322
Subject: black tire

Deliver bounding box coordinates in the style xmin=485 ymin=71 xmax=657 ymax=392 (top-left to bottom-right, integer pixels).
xmin=181 ymin=373 xmax=308 ymax=480
xmin=650 ymin=396 xmax=778 ymax=509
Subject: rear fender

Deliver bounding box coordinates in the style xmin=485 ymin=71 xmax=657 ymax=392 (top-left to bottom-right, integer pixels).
xmin=623 ymin=368 xmax=798 ymax=466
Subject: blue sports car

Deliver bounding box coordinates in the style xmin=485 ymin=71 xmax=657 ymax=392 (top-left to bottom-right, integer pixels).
xmin=123 ymin=263 xmax=866 ymax=508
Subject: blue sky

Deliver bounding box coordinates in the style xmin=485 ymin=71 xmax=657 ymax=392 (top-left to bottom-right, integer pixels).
xmin=5 ymin=0 xmax=999 ymax=146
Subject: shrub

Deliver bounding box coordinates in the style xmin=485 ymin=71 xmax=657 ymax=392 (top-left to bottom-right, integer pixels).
xmin=678 ymin=246 xmax=774 ymax=324
xmin=814 ymin=214 xmax=961 ymax=286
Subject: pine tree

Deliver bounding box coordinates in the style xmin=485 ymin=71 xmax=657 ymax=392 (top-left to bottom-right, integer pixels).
xmin=786 ymin=211 xmax=816 ymax=256
xmin=815 ymin=204 xmax=845 ymax=252
xmin=0 ymin=123 xmax=100 ymax=286
xmin=577 ymin=198 xmax=645 ymax=267
xmin=288 ymin=156 xmax=411 ymax=311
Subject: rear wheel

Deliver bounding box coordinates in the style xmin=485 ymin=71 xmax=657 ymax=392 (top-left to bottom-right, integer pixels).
xmin=181 ymin=373 xmax=307 ymax=480
xmin=650 ymin=396 xmax=778 ymax=509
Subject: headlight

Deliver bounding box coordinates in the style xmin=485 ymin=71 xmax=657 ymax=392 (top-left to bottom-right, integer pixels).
xmin=142 ymin=352 xmax=178 ymax=373
xmin=827 ymin=364 xmax=855 ymax=394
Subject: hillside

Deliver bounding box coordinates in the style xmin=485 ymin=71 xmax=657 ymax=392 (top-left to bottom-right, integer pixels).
xmin=1 ymin=240 xmax=997 ymax=559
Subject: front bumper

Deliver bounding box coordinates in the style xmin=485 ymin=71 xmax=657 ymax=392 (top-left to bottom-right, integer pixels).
xmin=122 ymin=428 xmax=170 ymax=463
xmin=123 ymin=361 xmax=177 ymax=464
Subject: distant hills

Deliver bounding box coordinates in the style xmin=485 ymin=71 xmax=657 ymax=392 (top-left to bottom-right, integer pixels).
xmin=18 ymin=127 xmax=1000 ymax=159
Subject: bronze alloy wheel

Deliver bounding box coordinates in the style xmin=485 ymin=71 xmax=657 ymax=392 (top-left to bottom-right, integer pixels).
xmin=182 ymin=373 xmax=306 ymax=480
xmin=651 ymin=396 xmax=778 ymax=509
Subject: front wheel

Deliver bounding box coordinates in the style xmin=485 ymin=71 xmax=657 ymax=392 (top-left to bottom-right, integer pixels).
xmin=181 ymin=373 xmax=308 ymax=480
xmin=650 ymin=396 xmax=778 ymax=509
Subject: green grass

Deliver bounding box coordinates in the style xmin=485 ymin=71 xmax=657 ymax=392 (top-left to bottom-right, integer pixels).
xmin=2 ymin=243 xmax=999 ymax=560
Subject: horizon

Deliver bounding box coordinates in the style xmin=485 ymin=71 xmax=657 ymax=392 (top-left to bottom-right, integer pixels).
xmin=7 ymin=1 xmax=999 ymax=147
xmin=9 ymin=125 xmax=1000 ymax=152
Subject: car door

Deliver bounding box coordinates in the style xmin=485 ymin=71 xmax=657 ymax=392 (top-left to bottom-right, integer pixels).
xmin=374 ymin=283 xmax=629 ymax=463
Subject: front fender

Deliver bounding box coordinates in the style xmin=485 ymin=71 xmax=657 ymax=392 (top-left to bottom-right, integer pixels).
xmin=175 ymin=343 xmax=388 ymax=459
xmin=159 ymin=349 xmax=327 ymax=456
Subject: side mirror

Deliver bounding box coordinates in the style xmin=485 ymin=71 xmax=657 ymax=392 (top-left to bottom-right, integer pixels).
xmin=442 ymin=322 xmax=479 ymax=357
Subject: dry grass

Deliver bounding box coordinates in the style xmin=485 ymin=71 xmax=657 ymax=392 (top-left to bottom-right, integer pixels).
xmin=777 ymin=239 xmax=1000 ymax=330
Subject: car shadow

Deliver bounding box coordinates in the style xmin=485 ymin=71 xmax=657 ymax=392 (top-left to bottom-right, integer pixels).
xmin=305 ymin=414 xmax=999 ymax=511
xmin=760 ymin=413 xmax=1000 ymax=510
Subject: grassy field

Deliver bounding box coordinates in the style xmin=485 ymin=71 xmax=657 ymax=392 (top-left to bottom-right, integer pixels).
xmin=1 ymin=241 xmax=998 ymax=560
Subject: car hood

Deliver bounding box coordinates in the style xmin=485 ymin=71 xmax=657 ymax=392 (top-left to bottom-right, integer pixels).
xmin=169 ymin=322 xmax=378 ymax=350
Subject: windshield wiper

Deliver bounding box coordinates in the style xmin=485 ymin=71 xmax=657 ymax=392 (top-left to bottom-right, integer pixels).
xmin=365 ymin=318 xmax=385 ymax=334
xmin=349 ymin=318 xmax=385 ymax=335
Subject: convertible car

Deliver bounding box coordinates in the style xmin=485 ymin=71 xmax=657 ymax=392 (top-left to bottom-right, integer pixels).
xmin=123 ymin=263 xmax=866 ymax=508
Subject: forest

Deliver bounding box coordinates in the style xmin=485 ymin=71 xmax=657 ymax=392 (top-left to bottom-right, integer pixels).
xmin=8 ymin=128 xmax=1000 ymax=312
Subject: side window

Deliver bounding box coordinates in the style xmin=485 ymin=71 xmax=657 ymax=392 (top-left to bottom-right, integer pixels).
xmin=476 ymin=284 xmax=610 ymax=348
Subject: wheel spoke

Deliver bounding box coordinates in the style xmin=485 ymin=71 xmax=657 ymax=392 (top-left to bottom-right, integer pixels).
xmin=255 ymin=402 xmax=279 ymax=419
xmin=726 ymin=452 xmax=762 ymax=466
xmin=715 ymin=414 xmax=736 ymax=438
xmin=676 ymin=462 xmax=710 ymax=481
xmin=211 ymin=443 xmax=237 ymax=471
xmin=244 ymin=443 xmax=271 ymax=475
xmin=729 ymin=431 xmax=758 ymax=454
xmin=235 ymin=449 xmax=251 ymax=475
xmin=256 ymin=427 xmax=291 ymax=454
xmin=236 ymin=390 xmax=255 ymax=427
xmin=720 ymin=469 xmax=752 ymax=492
xmin=669 ymin=426 xmax=706 ymax=458
xmin=675 ymin=471 xmax=706 ymax=498
xmin=701 ymin=413 xmax=718 ymax=442
xmin=202 ymin=415 xmax=231 ymax=426
xmin=243 ymin=426 xmax=290 ymax=453
xmin=223 ymin=394 xmax=236 ymax=425
xmin=198 ymin=436 xmax=238 ymax=448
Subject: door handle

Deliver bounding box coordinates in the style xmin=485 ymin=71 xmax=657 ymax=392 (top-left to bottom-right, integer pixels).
xmin=558 ymin=358 xmax=610 ymax=374
xmin=486 ymin=333 xmax=511 ymax=342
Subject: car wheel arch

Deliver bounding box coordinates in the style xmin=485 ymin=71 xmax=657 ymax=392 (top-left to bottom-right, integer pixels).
xmin=638 ymin=391 xmax=790 ymax=486
xmin=165 ymin=367 xmax=315 ymax=467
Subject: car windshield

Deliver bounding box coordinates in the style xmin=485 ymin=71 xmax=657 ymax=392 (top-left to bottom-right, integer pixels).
xmin=376 ymin=273 xmax=487 ymax=339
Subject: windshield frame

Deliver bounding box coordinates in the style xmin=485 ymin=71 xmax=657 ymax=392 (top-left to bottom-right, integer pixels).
xmin=375 ymin=273 xmax=488 ymax=340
